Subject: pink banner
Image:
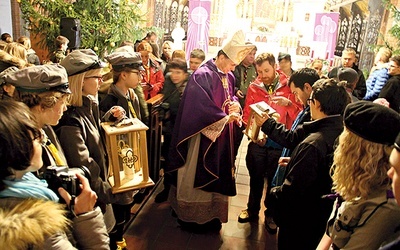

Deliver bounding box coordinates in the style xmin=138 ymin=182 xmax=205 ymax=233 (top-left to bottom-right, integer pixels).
xmin=313 ymin=13 xmax=339 ymax=60
xmin=185 ymin=0 xmax=211 ymax=59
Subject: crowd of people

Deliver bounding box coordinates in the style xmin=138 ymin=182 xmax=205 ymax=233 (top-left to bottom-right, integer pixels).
xmin=0 ymin=28 xmax=400 ymax=250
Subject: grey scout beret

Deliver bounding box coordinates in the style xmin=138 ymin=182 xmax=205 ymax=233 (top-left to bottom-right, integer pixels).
xmin=60 ymin=49 xmax=105 ymax=76
xmin=105 ymin=50 xmax=145 ymax=71
xmin=5 ymin=64 xmax=71 ymax=94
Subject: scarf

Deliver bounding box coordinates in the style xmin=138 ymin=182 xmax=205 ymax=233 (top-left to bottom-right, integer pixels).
xmin=0 ymin=172 xmax=59 ymax=202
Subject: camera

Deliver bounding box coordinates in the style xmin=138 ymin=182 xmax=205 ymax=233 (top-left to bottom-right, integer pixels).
xmin=43 ymin=165 xmax=91 ymax=197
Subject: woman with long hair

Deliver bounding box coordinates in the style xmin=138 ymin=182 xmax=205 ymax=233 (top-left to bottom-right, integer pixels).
xmin=318 ymin=101 xmax=400 ymax=250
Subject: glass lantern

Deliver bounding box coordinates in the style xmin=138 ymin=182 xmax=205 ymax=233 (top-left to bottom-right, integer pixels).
xmin=101 ymin=118 xmax=154 ymax=194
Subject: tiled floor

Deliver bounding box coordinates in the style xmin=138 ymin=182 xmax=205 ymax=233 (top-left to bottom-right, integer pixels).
xmin=124 ymin=136 xmax=278 ymax=250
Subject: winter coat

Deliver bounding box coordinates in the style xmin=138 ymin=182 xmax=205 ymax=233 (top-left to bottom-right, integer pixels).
xmin=379 ymin=74 xmax=400 ymax=113
xmin=54 ymin=96 xmax=134 ymax=231
xmin=364 ymin=67 xmax=389 ymax=101
xmin=99 ymin=84 xmax=141 ymax=121
xmin=243 ymin=70 xmax=302 ymax=129
xmin=140 ymin=59 xmax=164 ymax=100
xmin=0 ymin=198 xmax=109 ymax=250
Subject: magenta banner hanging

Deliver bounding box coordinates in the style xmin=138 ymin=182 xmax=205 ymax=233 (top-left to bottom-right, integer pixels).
xmin=186 ymin=0 xmax=211 ymax=59
xmin=313 ymin=13 xmax=339 ymax=60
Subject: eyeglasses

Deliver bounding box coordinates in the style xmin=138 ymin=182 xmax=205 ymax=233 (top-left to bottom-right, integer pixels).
xmin=307 ymin=97 xmax=315 ymax=105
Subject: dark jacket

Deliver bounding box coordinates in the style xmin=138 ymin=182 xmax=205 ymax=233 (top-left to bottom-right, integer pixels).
xmin=99 ymin=84 xmax=141 ymax=121
xmin=54 ymin=96 xmax=134 ymax=231
xmin=273 ymin=115 xmax=343 ymax=249
xmin=260 ymin=106 xmax=311 ymax=150
xmin=379 ymin=74 xmax=400 ymax=113
xmin=160 ymin=73 xmax=187 ymax=134
xmin=233 ymin=63 xmax=257 ymax=108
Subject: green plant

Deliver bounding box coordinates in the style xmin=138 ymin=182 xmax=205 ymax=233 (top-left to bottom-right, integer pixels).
xmin=18 ymin=0 xmax=157 ymax=58
xmin=382 ymin=0 xmax=400 ymax=55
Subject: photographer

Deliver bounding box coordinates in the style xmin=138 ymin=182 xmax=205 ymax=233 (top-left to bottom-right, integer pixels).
xmin=0 ymin=100 xmax=109 ymax=249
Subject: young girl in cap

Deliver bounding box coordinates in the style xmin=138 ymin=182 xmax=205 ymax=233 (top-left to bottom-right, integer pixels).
xmin=0 ymin=100 xmax=109 ymax=249
xmin=100 ymin=49 xmax=144 ymax=121
xmin=57 ymin=49 xmax=136 ymax=250
xmin=100 ymin=48 xmax=146 ymax=249
xmin=7 ymin=64 xmax=71 ymax=169
xmin=317 ymin=101 xmax=400 ymax=250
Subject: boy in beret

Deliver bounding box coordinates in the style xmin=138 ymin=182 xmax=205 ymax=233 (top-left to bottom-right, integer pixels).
xmin=318 ymin=101 xmax=400 ymax=250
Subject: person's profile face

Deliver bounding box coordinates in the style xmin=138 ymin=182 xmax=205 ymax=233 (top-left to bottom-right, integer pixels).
xmin=189 ymin=57 xmax=203 ymax=71
xmin=45 ymin=96 xmax=68 ymax=126
xmin=220 ymin=56 xmax=236 ymax=74
xmin=290 ymin=82 xmax=309 ymax=106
